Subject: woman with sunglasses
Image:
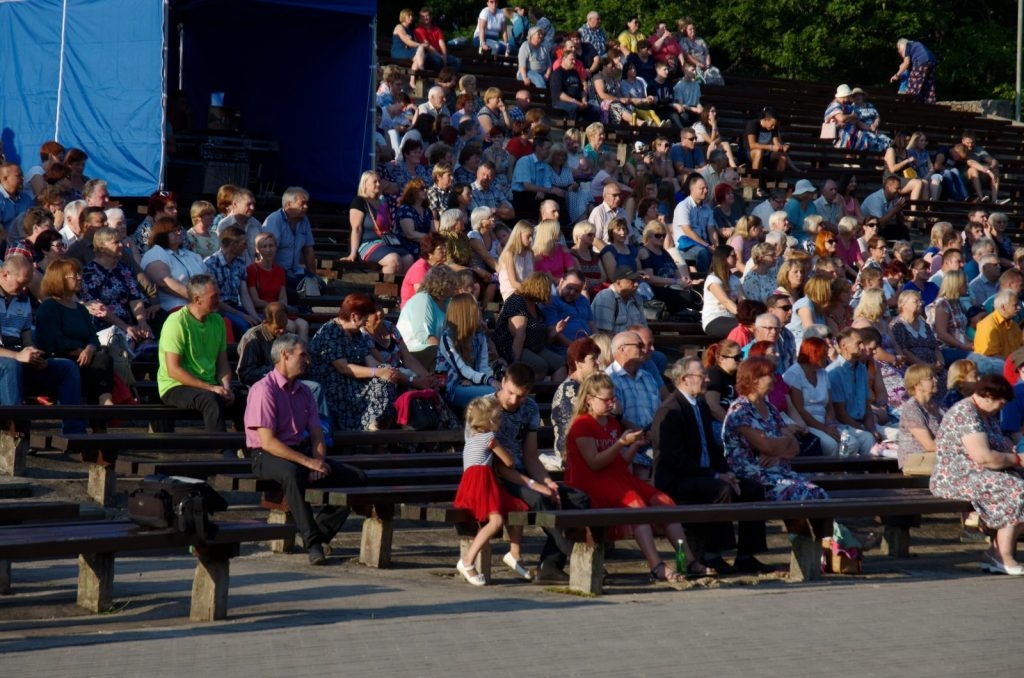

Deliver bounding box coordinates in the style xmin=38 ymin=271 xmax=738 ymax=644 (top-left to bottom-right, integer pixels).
xmin=704 ymin=339 xmax=741 ymax=440
xmin=638 ymin=221 xmax=691 ymax=313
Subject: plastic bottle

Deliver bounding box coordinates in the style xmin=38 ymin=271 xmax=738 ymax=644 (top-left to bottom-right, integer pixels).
xmin=675 ymin=539 xmax=687 ymax=575
xmin=839 ymin=429 xmax=853 ymax=457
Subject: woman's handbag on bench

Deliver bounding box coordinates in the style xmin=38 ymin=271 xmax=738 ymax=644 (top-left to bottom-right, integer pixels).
xmin=128 ymin=475 xmax=229 ymax=543
xmin=901 ymin=452 xmax=934 ymax=477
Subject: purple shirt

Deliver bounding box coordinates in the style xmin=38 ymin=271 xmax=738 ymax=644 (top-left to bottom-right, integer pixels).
xmin=244 ymin=368 xmax=319 ymax=449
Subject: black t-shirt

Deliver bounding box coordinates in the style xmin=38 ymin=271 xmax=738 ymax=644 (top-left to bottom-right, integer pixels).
xmin=706 ymin=365 xmax=737 ymax=413
xmin=551 ymin=66 xmax=584 ymax=102
xmin=745 ymin=119 xmax=779 ymax=150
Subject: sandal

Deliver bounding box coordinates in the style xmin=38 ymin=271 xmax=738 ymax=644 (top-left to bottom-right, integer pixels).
xmin=650 ymin=562 xmax=686 ymax=590
xmin=456 ymin=559 xmax=486 ymax=586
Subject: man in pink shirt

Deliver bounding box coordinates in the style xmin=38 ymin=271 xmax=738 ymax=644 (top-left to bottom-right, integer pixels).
xmin=245 ymin=333 xmax=366 ymax=565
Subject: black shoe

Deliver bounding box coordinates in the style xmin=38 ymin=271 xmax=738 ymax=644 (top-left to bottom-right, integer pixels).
xmin=308 ymin=544 xmax=327 ymax=566
xmin=701 ymin=556 xmax=735 ymax=575
xmin=733 ymin=555 xmax=778 ymax=574
xmin=531 ymin=559 xmax=570 ymax=584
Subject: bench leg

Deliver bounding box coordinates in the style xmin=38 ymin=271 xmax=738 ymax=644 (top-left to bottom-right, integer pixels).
xmin=0 ymin=559 xmax=10 ymax=595
xmin=266 ymin=509 xmax=296 ymax=554
xmin=788 ymin=535 xmax=823 ymax=582
xmin=359 ymin=505 xmax=394 ymax=568
xmin=459 ymin=537 xmax=492 ymax=579
xmin=87 ymin=464 xmax=117 ymax=507
xmin=0 ymin=431 xmax=28 ymax=476
xmin=568 ymin=527 xmax=605 ymax=595
xmin=191 ymin=557 xmax=230 ymax=622
xmin=78 ymin=552 xmax=114 ymax=613
xmin=883 ymin=526 xmax=912 ymax=558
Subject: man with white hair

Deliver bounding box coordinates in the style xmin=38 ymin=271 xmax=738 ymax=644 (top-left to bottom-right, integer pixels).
xmin=812 ymin=178 xmax=842 ymax=229
xmin=59 ymin=199 xmax=86 ymax=247
xmin=975 ymin=289 xmax=1023 ymax=359
xmin=518 ymin=27 xmax=551 ymax=88
xmin=607 ymin=330 xmax=661 ymax=434
xmin=969 ymin=253 xmax=1001 ymax=307
xmin=588 ymin=182 xmax=627 ymax=247
xmin=578 ymin=11 xmax=607 ymax=57
xmin=416 ymin=86 xmax=450 ymax=121
xmin=83 ymin=179 xmax=110 ymax=209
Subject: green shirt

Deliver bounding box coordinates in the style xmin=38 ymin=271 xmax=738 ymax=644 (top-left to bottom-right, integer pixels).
xmin=157 ymin=307 xmax=226 ymax=396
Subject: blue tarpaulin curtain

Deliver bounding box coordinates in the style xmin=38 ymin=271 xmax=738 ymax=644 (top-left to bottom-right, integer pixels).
xmin=0 ymin=0 xmax=165 ymax=196
xmin=2 ymin=0 xmax=375 ymax=201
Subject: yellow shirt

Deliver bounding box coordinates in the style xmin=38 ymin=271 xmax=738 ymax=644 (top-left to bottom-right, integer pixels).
xmin=974 ymin=309 xmax=1023 ymax=358
xmin=618 ymin=30 xmax=647 ymax=55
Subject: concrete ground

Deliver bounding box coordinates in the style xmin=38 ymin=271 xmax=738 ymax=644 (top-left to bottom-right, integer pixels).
xmin=2 ymin=512 xmax=1023 ymax=677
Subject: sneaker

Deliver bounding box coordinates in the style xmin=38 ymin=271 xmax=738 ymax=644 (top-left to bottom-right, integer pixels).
xmin=996 ymin=197 xmax=1012 ymax=205
xmin=456 ymin=559 xmax=486 ymax=586
xmin=502 ymin=552 xmax=532 ymax=580
xmin=308 ymin=544 xmax=327 ymax=566
xmin=531 ymin=559 xmax=570 ymax=584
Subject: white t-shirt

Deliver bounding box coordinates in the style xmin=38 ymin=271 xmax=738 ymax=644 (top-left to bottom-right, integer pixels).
xmin=474 ymin=7 xmax=506 ymax=40
xmin=140 ymin=245 xmax=207 ymax=312
xmin=701 ymin=273 xmax=738 ymax=329
xmin=782 ymin=363 xmax=829 ymax=423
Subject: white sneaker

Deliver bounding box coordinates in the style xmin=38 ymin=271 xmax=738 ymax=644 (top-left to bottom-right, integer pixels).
xmin=502 ymin=552 xmax=532 ymax=580
xmin=538 ymin=451 xmax=563 ymax=472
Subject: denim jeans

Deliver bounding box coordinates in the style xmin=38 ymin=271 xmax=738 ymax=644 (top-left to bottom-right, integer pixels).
xmin=524 ymin=70 xmax=548 ymax=88
xmin=449 ymin=382 xmax=495 ymax=409
xmin=680 ymin=244 xmax=711 ymax=273
xmin=0 ymin=356 xmax=85 ymax=433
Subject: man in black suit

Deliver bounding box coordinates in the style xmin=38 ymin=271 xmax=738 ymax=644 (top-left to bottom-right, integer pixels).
xmin=650 ymin=357 xmax=775 ymax=574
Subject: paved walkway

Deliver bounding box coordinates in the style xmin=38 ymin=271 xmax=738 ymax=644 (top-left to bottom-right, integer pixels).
xmin=1 ymin=531 xmax=1022 ymax=677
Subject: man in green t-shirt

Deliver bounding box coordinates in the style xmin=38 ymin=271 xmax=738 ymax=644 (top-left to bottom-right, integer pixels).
xmin=157 ymin=274 xmax=239 ymax=434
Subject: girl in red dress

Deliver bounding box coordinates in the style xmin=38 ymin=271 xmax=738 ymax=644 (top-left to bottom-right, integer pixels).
xmin=453 ymin=397 xmax=545 ymax=585
xmin=565 ymin=373 xmax=712 ymax=586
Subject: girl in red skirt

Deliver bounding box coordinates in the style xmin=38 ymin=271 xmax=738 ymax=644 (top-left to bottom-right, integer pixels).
xmin=454 ymin=396 xmax=547 ymax=585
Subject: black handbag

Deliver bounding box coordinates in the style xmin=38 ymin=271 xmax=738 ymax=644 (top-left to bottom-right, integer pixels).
xmin=796 ymin=431 xmax=824 ymax=457
xmin=128 ymin=475 xmax=228 ymax=542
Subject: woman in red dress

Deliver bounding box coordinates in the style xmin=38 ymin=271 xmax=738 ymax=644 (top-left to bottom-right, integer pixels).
xmin=565 ymin=374 xmax=712 ymax=587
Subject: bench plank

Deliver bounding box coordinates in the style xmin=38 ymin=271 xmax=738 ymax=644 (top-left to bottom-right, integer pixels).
xmin=0 ymin=501 xmax=80 ymax=525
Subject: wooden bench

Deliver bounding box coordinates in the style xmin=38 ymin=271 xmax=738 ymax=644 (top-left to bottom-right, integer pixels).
xmin=0 ymin=500 xmax=97 ymax=593
xmin=523 ymin=490 xmax=972 ymax=594
xmin=0 ymin=519 xmax=294 ymax=620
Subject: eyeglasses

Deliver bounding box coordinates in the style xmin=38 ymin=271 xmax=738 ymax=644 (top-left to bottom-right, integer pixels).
xmin=756 ymin=326 xmax=780 ymax=332
xmin=652 ymin=233 xmax=666 ymax=239
xmin=683 ymin=136 xmax=696 ymax=141
xmin=826 ymin=239 xmax=836 ymax=244
xmin=776 ymin=305 xmax=793 ymax=311
xmin=591 ymin=394 xmax=617 ymax=404
xmin=720 ymin=353 xmax=741 ymax=360
xmin=621 ymin=342 xmax=645 ymax=349
xmin=683 ymin=372 xmax=706 ymax=380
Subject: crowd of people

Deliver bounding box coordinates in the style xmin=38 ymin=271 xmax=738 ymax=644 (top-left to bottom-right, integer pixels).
xmin=2 ymin=14 xmax=1021 ymax=583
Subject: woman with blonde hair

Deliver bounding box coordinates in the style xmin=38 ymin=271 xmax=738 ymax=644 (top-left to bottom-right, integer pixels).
xmin=775 ymin=253 xmax=810 ymax=305
xmin=742 ymin=242 xmax=780 ymax=303
xmin=497 ymin=220 xmax=535 ymax=300
xmin=569 ymin=221 xmax=607 ymax=294
xmin=477 ymin=87 xmax=511 ymax=136
xmin=639 ymin=220 xmax=691 ymax=312
xmin=564 ymin=372 xmax=709 ymax=586
xmin=787 ymin=273 xmax=835 ymax=346
xmin=932 ymin=270 xmax=1003 ymax=374
xmin=390 ymin=8 xmax=427 ymax=86
xmin=897 ymin=363 xmax=942 ymax=475
xmin=727 ymin=215 xmax=762 ymax=275
xmin=532 ymin=219 xmax=575 ymax=282
xmin=493 ymin=271 xmax=567 ymax=380
xmin=436 ymin=293 xmax=499 ymax=407
xmin=852 ymin=287 xmax=905 ymax=403
xmin=344 ymin=170 xmax=413 ymax=275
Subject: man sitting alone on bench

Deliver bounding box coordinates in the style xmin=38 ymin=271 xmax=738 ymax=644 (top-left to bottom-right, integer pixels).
xmin=246 ymin=333 xmax=366 ymax=565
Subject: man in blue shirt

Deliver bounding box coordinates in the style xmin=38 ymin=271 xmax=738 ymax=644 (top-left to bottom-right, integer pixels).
xmin=261 ymin=187 xmax=319 ymax=292
xmin=670 ymin=127 xmax=706 ymax=177
xmin=0 ymin=164 xmax=33 ymax=236
xmin=826 ymin=328 xmax=879 ymax=455
xmin=671 ymin=173 xmax=713 ymax=272
xmin=543 ymin=271 xmax=594 ymax=355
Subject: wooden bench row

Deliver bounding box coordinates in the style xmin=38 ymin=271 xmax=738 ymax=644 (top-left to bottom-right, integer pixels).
xmin=0 ymin=519 xmax=295 ymax=620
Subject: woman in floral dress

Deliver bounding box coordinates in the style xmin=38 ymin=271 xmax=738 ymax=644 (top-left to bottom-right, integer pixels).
xmin=722 ymin=356 xmax=829 ymax=502
xmin=309 ymin=293 xmax=398 ymax=431
xmin=931 ymin=375 xmax=1024 ymax=575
